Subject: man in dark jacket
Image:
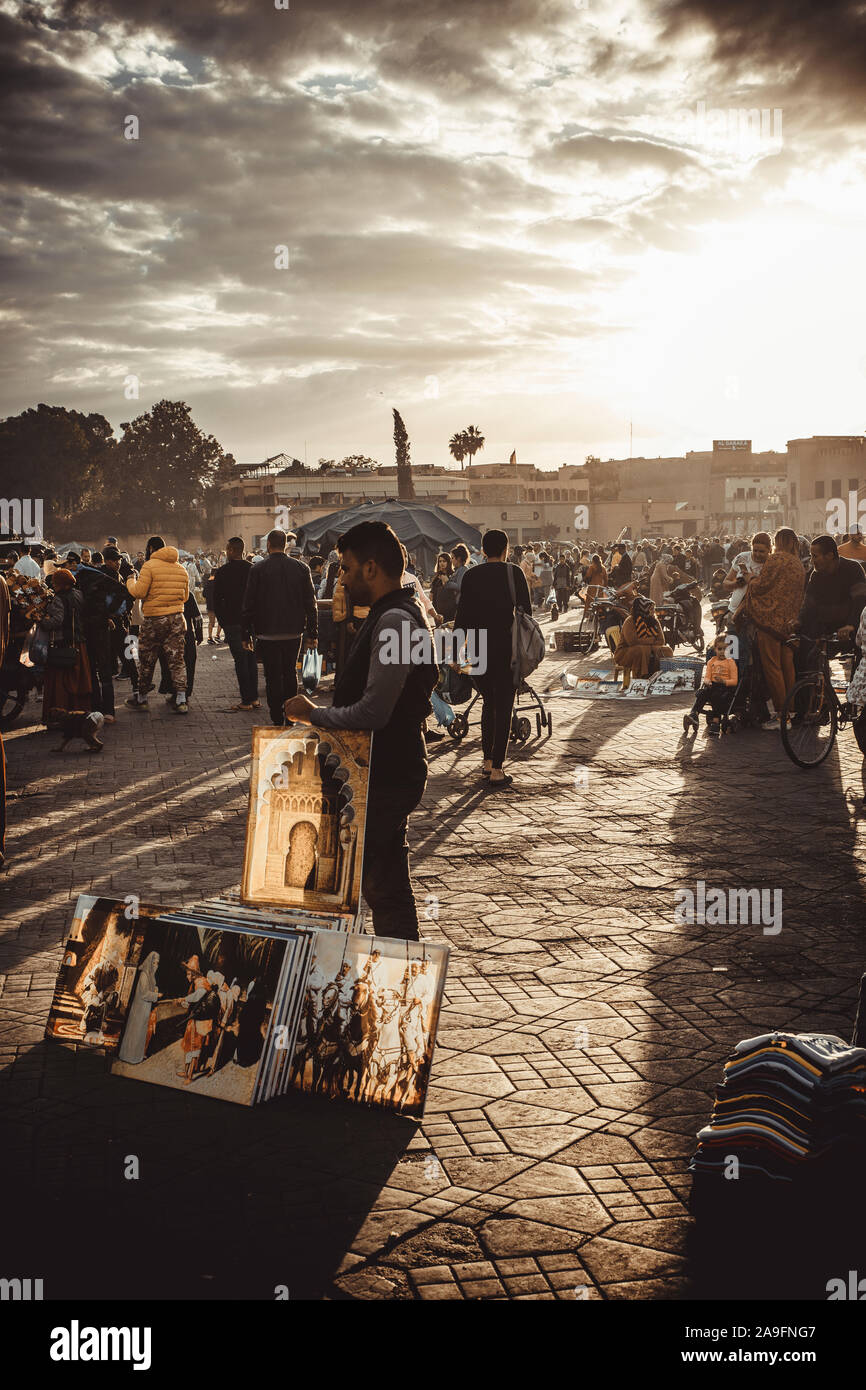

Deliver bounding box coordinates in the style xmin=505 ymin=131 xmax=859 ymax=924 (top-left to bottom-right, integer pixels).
xmin=214 ymin=537 xmax=258 ymax=710
xmin=284 ymin=521 xmax=437 ymax=940
xmin=455 ymin=529 xmax=531 ymax=789
xmin=241 ymin=528 xmax=318 ymax=725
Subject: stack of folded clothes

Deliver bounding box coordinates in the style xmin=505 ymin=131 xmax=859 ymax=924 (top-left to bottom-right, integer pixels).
xmin=691 ymin=1032 xmax=866 ymax=1181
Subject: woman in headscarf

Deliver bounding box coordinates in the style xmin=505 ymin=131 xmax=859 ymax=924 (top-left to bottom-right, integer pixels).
xmin=37 ymin=568 xmax=93 ymax=727
xmin=614 ymin=595 xmax=674 ymax=678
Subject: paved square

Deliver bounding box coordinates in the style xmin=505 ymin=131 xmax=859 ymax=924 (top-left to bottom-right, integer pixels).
xmin=1 ymin=629 xmax=864 ymax=1300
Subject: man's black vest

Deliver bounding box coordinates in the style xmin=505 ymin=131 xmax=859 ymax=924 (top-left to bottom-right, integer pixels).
xmin=332 ymin=587 xmax=437 ymax=792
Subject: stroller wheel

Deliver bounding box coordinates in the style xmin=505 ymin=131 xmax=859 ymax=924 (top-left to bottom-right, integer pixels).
xmin=448 ymin=712 xmax=468 ymax=741
xmin=511 ymin=715 xmax=531 ymax=743
xmin=536 ymin=713 xmax=542 ymax=737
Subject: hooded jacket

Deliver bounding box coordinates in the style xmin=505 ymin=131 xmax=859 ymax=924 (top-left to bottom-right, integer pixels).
xmin=126 ymin=546 xmax=190 ymax=617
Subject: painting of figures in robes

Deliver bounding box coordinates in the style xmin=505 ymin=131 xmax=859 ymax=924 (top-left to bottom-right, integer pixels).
xmin=290 ymin=932 xmax=449 ymax=1118
xmin=241 ymin=727 xmax=370 ymax=918
xmin=45 ymin=894 xmax=164 ymax=1048
xmin=111 ymin=914 xmax=288 ymax=1106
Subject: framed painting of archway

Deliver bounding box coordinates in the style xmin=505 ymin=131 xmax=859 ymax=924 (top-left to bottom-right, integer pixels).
xmin=241 ymin=726 xmax=371 ymax=918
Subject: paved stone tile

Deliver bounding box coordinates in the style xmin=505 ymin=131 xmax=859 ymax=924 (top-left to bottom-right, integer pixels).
xmin=2 ymin=611 xmax=865 ymax=1299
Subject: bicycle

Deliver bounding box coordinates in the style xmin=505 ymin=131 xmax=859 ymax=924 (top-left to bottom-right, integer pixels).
xmin=780 ymin=632 xmax=855 ymax=768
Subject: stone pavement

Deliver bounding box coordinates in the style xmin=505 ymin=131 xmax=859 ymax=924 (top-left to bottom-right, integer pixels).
xmin=2 ymin=615 xmax=866 ymax=1301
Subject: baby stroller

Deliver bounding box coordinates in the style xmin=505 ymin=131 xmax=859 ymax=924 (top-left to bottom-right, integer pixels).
xmin=442 ymin=666 xmax=552 ymax=746
xmin=682 ymin=619 xmax=769 ymax=736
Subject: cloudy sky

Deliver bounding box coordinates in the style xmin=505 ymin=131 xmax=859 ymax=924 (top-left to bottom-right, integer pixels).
xmin=1 ymin=0 xmax=865 ymax=470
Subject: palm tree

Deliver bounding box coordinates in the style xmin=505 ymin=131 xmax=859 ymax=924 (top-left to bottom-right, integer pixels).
xmin=449 ymin=432 xmax=467 ymax=470
xmin=463 ymin=425 xmax=485 ymax=469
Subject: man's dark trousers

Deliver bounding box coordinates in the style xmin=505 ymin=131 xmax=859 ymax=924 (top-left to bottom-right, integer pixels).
xmin=257 ymin=637 xmax=301 ymax=724
xmin=361 ymin=777 xmax=426 ymax=940
xmin=225 ymin=624 xmax=258 ymax=705
xmin=86 ymin=625 xmax=115 ymax=717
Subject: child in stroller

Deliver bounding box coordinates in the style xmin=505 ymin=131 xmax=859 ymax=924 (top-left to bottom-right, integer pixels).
xmin=683 ymin=634 xmax=738 ymax=736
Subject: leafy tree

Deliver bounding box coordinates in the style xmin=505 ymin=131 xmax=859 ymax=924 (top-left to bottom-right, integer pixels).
xmin=393 ymin=409 xmax=415 ymax=500
xmin=0 ymin=403 xmax=114 ymax=525
xmin=339 ymin=454 xmax=378 ymax=471
xmin=316 ymin=458 xmax=336 ymax=473
xmin=108 ymin=399 xmax=230 ymax=532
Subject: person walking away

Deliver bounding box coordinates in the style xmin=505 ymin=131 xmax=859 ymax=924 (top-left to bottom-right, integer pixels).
xmin=213 ymin=538 xmax=259 ymax=711
xmin=553 ymin=553 xmax=573 ymax=614
xmin=454 ymin=528 xmax=531 ymax=789
xmin=38 ymin=568 xmax=93 ymax=726
xmin=76 ymin=557 xmax=121 ymax=723
xmin=241 ymin=528 xmax=318 ymax=726
xmin=284 ymin=521 xmax=437 ymax=940
xmin=125 ymin=536 xmax=190 ymax=714
xmin=741 ymin=527 xmax=805 ymax=730
xmin=158 ymin=591 xmax=202 ymax=706
xmin=204 ymin=570 xmax=222 ymax=644
xmin=101 ymin=546 xmax=132 ymax=677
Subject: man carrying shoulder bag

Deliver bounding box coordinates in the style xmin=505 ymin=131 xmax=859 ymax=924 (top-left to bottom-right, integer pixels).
xmin=454 ymin=528 xmax=539 ymax=790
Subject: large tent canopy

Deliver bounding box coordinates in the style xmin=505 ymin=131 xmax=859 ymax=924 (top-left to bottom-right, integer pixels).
xmin=295 ymin=499 xmax=482 ymax=577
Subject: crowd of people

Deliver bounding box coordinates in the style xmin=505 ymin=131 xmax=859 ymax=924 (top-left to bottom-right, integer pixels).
xmin=2 ymin=518 xmax=866 ymax=933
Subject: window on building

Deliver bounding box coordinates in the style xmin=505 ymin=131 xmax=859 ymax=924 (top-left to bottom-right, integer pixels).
xmin=791 ymin=483 xmax=797 ymax=505
xmin=831 ymin=479 xmax=841 ymax=495
xmin=815 ymin=481 xmax=825 ymax=499
xmin=747 ymin=487 xmax=757 ymax=500
xmin=736 ymin=487 xmax=745 ymax=500
xmin=553 ymin=489 xmax=560 ymax=501
xmin=850 ymin=478 xmax=859 ymax=492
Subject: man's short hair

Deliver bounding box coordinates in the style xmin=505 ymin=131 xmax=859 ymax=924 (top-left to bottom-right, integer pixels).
xmin=482 ymin=529 xmax=508 ymax=557
xmin=103 ymin=546 xmax=121 ymax=561
xmin=451 ymin=544 xmax=469 ymax=565
xmin=752 ymin=532 xmax=772 ymax=549
xmin=227 ymin=535 xmax=244 ymax=549
xmin=266 ymin=529 xmax=288 ymax=550
xmin=812 ymin=534 xmax=838 ymax=558
xmin=338 ymin=521 xmax=404 ymax=578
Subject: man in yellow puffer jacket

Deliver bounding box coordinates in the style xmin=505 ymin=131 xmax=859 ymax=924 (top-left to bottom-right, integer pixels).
xmin=125 ymin=536 xmax=191 ymax=713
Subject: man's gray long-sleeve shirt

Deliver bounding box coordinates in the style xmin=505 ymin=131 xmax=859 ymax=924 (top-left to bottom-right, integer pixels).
xmin=310 ymin=604 xmax=427 ymax=733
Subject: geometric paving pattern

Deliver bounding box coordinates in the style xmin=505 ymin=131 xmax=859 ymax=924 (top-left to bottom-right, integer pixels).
xmin=2 ymin=619 xmax=865 ymax=1299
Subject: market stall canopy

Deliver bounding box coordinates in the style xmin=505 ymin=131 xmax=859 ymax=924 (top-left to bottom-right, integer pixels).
xmin=295 ymin=499 xmax=482 ymax=577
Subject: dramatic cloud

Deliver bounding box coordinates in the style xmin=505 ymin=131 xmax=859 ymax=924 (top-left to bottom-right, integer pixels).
xmin=0 ymin=0 xmax=864 ymax=469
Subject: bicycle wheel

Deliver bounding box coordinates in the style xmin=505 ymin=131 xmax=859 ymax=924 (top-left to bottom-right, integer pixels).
xmin=781 ymin=675 xmax=838 ymax=768
xmin=572 ymin=615 xmax=597 ymax=654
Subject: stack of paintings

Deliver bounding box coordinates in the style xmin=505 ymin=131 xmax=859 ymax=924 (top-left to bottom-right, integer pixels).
xmin=45 ymin=727 xmax=449 ymax=1117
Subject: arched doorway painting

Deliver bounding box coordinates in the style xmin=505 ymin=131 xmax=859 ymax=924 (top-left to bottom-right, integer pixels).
xmin=243 ymin=728 xmax=371 ymax=915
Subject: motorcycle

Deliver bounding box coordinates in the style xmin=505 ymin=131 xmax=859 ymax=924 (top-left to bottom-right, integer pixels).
xmin=656 ymin=579 xmax=705 ymax=654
